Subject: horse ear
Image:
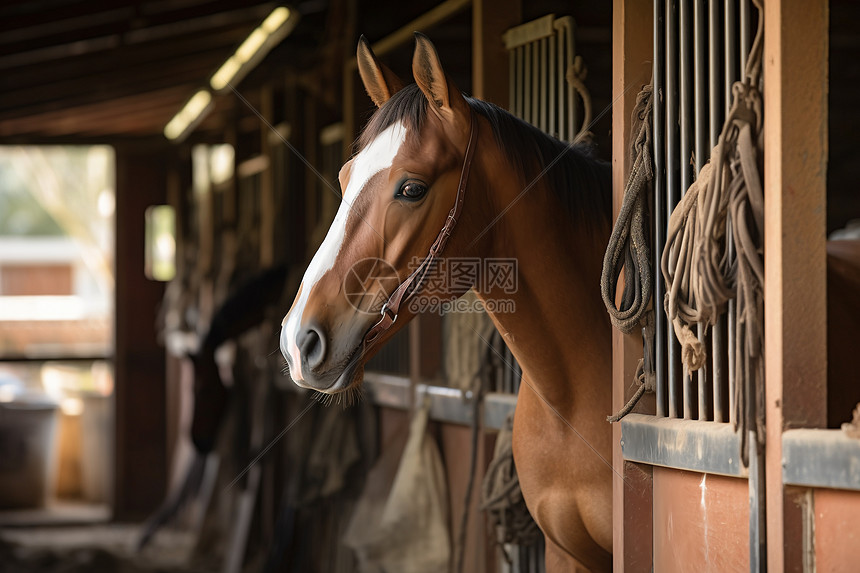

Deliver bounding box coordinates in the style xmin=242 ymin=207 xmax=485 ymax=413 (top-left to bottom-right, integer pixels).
xmin=412 ymin=32 xmax=464 ymax=119
xmin=357 ymin=35 xmax=404 ymax=108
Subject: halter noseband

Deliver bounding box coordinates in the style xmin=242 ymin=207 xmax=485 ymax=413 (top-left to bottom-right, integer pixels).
xmin=363 ymin=108 xmax=479 ymax=347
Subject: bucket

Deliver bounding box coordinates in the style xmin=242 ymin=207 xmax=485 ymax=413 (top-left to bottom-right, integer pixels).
xmin=0 ymin=376 xmax=59 ymax=509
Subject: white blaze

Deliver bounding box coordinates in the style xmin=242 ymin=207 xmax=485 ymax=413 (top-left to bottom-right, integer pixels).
xmin=284 ymin=121 xmax=407 ymax=381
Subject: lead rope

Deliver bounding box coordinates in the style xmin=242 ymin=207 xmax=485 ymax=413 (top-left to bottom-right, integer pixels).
xmin=661 ymin=0 xmax=764 ymax=465
xmin=601 ymin=84 xmax=657 ymax=422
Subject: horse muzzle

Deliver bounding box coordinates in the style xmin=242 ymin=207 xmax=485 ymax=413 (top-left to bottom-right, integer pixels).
xmin=280 ymin=319 xmax=365 ymax=393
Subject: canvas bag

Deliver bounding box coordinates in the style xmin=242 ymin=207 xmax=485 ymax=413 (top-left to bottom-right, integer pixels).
xmin=343 ymin=398 xmax=451 ymax=572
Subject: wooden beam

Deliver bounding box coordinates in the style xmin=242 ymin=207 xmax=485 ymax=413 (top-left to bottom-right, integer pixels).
xmin=2 ymin=27 xmax=249 ymax=90
xmin=471 ymin=0 xmax=520 ymax=108
xmin=763 ymin=0 xmax=829 ymax=569
xmin=345 ymin=0 xmax=472 ymax=69
xmin=1 ymin=45 xmax=232 ymax=114
xmin=0 ymin=2 xmax=272 ymax=55
xmin=0 ymin=85 xmax=194 ymax=138
xmin=611 ymin=0 xmax=653 ymax=570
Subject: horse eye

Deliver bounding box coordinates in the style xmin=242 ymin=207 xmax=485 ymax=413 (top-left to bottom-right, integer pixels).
xmin=398 ymin=181 xmax=428 ymax=200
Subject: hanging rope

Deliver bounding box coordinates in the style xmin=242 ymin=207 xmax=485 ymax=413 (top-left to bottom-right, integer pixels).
xmin=661 ymin=0 xmax=764 ymax=465
xmin=601 ymin=84 xmax=654 ymax=336
xmin=601 ymin=83 xmax=657 ymax=422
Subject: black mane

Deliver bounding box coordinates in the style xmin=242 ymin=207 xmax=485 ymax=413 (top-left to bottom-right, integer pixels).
xmin=358 ymin=83 xmax=611 ymax=226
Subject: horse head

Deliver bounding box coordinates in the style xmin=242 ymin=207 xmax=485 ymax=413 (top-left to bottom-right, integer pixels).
xmin=280 ymin=34 xmax=488 ymax=393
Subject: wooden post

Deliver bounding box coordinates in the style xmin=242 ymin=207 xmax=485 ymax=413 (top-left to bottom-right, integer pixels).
xmin=472 ymin=0 xmax=521 ymax=107
xmin=611 ymin=0 xmax=653 ymax=570
xmin=113 ymin=143 xmax=168 ymax=520
xmin=763 ymin=0 xmax=829 ymax=569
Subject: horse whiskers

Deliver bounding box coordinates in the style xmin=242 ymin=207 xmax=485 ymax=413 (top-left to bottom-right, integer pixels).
xmin=308 ymin=385 xmax=365 ymax=409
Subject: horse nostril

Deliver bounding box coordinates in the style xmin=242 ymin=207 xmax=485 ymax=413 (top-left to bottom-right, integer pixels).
xmin=298 ymin=324 xmax=327 ymax=370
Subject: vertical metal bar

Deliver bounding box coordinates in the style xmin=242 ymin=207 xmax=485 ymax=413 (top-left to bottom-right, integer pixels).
xmin=666 ymin=0 xmax=681 ymax=418
xmin=539 ymin=37 xmax=548 ymax=133
xmin=749 ymin=434 xmax=767 ymax=572
xmin=694 ymin=0 xmax=709 ymax=421
xmin=524 ymin=44 xmax=532 ymax=124
xmin=724 ymin=0 xmax=737 ymax=426
xmin=654 ymin=0 xmax=667 ymax=418
xmin=516 ymin=46 xmax=524 ymax=119
xmin=709 ymin=0 xmax=727 ymax=423
xmin=532 ymin=40 xmax=540 ymax=127
xmin=509 ymin=50 xmax=516 ymax=119
xmin=724 ymin=0 xmax=737 ymax=117
xmin=708 ymin=0 xmax=721 ymax=146
xmin=680 ymin=0 xmax=695 ymax=420
xmin=740 ymin=0 xmax=751 ymax=74
xmin=557 ymin=26 xmax=566 ymax=141
xmin=565 ymin=22 xmax=576 ymax=141
xmin=549 ymin=33 xmax=556 ymax=138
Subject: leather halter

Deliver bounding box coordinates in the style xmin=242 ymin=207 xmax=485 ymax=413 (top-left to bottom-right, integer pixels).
xmin=363 ymin=109 xmax=478 ymax=347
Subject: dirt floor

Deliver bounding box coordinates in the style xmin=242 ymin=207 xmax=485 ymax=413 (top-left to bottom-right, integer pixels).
xmin=0 ymin=524 xmax=211 ymax=573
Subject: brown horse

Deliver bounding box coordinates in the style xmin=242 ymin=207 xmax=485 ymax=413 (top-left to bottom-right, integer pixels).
xmin=280 ymin=34 xmax=613 ymax=570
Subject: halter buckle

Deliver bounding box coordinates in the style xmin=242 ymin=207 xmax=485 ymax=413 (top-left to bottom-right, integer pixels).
xmin=380 ymin=302 xmax=398 ymax=322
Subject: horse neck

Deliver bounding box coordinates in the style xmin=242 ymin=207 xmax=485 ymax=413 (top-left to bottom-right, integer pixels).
xmin=473 ymin=147 xmax=612 ymax=416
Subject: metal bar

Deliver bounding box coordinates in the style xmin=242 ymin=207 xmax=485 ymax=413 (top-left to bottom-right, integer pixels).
xmin=525 ymin=43 xmax=533 ymax=123
xmin=654 ymin=0 xmax=667 ymax=418
xmin=531 ymin=40 xmax=539 ymax=126
xmin=513 ymin=47 xmax=520 ymax=118
xmin=680 ymin=0 xmax=695 ymax=420
xmin=557 ymin=25 xmax=565 ymax=141
xmin=362 ymin=372 xmax=518 ymax=430
xmin=708 ymin=0 xmax=721 ymax=146
xmin=539 ymin=37 xmax=548 ymax=132
xmin=713 ymin=318 xmax=726 ymax=422
xmin=740 ymin=0 xmax=751 ymax=75
xmin=709 ymin=0 xmax=727 ymax=424
xmin=749 ymin=433 xmax=766 ymax=572
xmin=666 ymin=0 xmax=681 ymax=418
xmin=694 ymin=0 xmax=709 ymax=421
xmin=564 ymin=19 xmax=576 ymax=139
xmin=783 ymin=429 xmax=860 ymax=491
xmin=725 ymin=0 xmax=738 ymax=426
xmin=621 ymin=413 xmax=746 ymax=477
xmin=724 ymin=0 xmax=737 ymax=117
xmin=509 ymin=49 xmax=516 ymax=119
xmin=549 ymin=33 xmax=556 ymax=138
xmin=694 ymin=0 xmax=709 ymax=171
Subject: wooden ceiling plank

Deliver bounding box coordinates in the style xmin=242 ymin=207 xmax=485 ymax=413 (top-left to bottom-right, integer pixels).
xmin=0 ymin=35 xmax=120 ymax=69
xmin=123 ymin=3 xmax=274 ymax=44
xmin=2 ymin=60 xmax=220 ymax=117
xmin=3 ymin=27 xmax=249 ymax=89
xmin=0 ymin=6 xmax=136 ymax=46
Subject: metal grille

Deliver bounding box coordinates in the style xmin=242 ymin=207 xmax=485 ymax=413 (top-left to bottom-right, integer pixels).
xmin=504 ymin=14 xmax=588 ymax=143
xmin=652 ymin=0 xmax=755 ymax=422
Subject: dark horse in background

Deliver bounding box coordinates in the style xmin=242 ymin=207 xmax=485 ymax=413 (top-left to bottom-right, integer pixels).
xmin=138 ymin=264 xmax=289 ymax=550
